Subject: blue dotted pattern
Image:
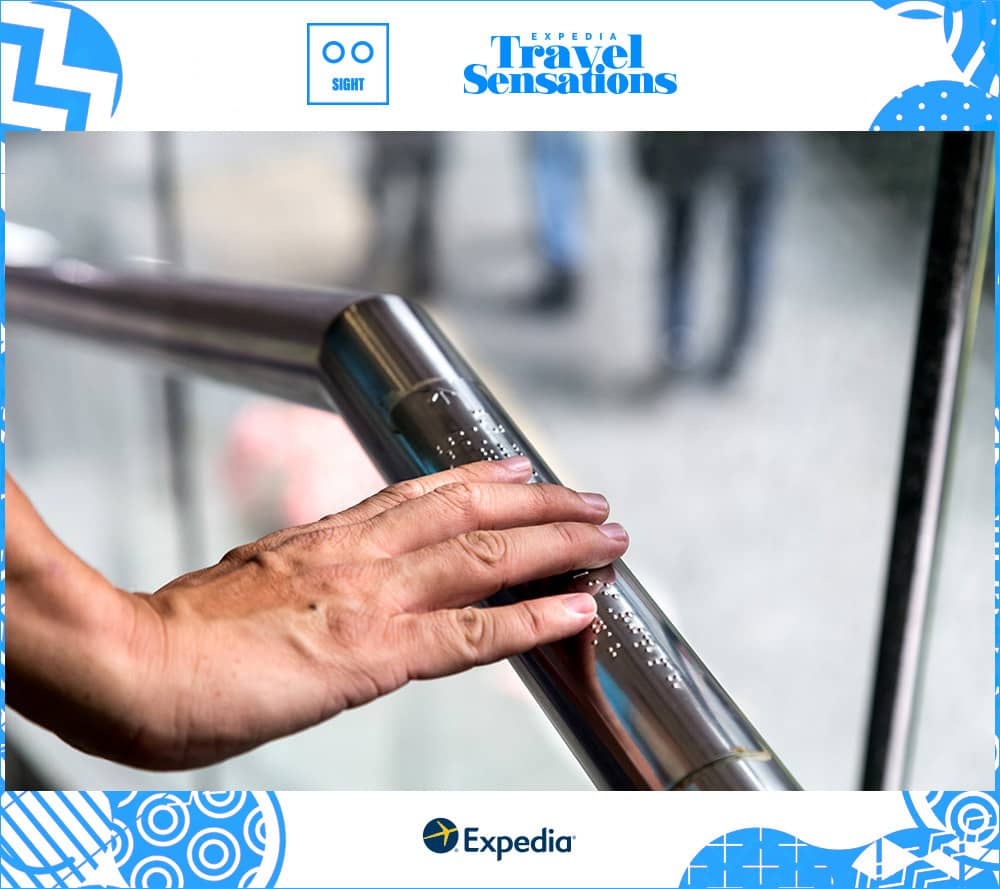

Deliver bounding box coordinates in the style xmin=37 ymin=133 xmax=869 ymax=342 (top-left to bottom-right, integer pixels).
xmin=873 ymin=80 xmax=997 ymax=130
xmin=870 ymin=0 xmax=999 ymax=130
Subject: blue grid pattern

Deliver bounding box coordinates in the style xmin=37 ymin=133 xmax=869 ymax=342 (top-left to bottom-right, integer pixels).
xmin=681 ymin=793 xmax=999 ymax=888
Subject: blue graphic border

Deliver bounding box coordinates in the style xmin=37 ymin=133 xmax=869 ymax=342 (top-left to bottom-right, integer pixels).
xmin=0 ymin=1 xmax=997 ymax=887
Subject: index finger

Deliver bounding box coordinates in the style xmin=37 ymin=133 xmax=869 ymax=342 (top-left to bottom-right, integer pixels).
xmin=244 ymin=458 xmax=537 ymax=558
xmin=331 ymin=457 xmax=535 ymax=527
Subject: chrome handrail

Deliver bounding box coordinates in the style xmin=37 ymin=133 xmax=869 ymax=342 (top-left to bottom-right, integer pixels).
xmin=6 ymin=262 xmax=360 ymax=409
xmin=6 ymin=260 xmax=800 ymax=791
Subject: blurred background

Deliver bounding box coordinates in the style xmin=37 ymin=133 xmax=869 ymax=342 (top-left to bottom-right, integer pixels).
xmin=3 ymin=131 xmax=992 ymax=790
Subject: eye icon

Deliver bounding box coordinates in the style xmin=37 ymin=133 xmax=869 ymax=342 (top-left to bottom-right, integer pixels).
xmin=322 ymin=39 xmax=375 ymax=64
xmin=308 ymin=23 xmax=388 ymax=105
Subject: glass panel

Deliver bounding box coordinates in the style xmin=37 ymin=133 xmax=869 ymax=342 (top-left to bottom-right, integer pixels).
xmin=907 ymin=286 xmax=993 ymax=788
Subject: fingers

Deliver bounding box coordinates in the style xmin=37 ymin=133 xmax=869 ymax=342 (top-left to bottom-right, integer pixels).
xmin=220 ymin=458 xmax=535 ymax=563
xmin=331 ymin=458 xmax=535 ymax=528
xmin=399 ymin=593 xmax=598 ymax=680
xmin=359 ymin=482 xmax=610 ymax=556
xmin=388 ymin=521 xmax=629 ymax=611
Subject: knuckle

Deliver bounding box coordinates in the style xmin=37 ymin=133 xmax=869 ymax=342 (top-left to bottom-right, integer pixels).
xmin=389 ymin=478 xmax=426 ymax=503
xmin=452 ymin=462 xmax=484 ymax=479
xmin=448 ymin=607 xmax=492 ymax=661
xmin=521 ymin=601 xmax=547 ymax=639
xmin=553 ymin=521 xmax=585 ymax=550
xmin=531 ymin=483 xmax=563 ymax=511
xmin=247 ymin=548 xmax=291 ymax=575
xmin=458 ymin=529 xmax=508 ymax=568
xmin=435 ymin=482 xmax=479 ymax=517
xmin=219 ymin=542 xmax=259 ymax=564
xmin=367 ymin=481 xmax=420 ymax=514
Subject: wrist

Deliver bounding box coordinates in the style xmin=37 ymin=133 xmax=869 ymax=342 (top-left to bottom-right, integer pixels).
xmin=8 ymin=561 xmax=152 ymax=763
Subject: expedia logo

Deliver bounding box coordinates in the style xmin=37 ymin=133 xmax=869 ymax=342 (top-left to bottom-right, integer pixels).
xmin=423 ymin=818 xmax=460 ymax=853
xmin=421 ymin=818 xmax=574 ymax=861
xmin=463 ymin=31 xmax=677 ymax=95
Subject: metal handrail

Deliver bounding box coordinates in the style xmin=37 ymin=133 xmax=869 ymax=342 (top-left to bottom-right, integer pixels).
xmin=6 ymin=259 xmax=799 ymax=791
xmin=7 ymin=262 xmax=358 ymax=409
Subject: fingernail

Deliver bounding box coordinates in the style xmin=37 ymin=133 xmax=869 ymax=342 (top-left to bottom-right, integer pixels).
xmin=499 ymin=456 xmax=532 ymax=474
xmin=598 ymin=523 xmax=628 ymax=543
xmin=562 ymin=593 xmax=597 ymax=617
xmin=579 ymin=492 xmax=609 ymax=512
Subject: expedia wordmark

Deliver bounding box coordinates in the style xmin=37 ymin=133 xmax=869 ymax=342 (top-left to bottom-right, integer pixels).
xmin=422 ymin=819 xmax=574 ymax=861
xmin=466 ymin=826 xmax=573 ymax=860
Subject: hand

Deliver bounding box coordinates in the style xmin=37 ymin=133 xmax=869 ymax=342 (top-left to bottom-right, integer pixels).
xmin=8 ymin=459 xmax=628 ymax=770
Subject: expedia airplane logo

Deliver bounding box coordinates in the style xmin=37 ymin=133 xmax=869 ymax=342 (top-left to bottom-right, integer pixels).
xmin=421 ymin=818 xmax=574 ymax=861
xmin=463 ymin=31 xmax=677 ymax=95
xmin=423 ymin=818 xmax=459 ymax=853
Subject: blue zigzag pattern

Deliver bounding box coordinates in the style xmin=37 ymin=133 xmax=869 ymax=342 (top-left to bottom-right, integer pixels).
xmin=2 ymin=20 xmax=90 ymax=131
xmin=0 ymin=0 xmax=122 ymax=132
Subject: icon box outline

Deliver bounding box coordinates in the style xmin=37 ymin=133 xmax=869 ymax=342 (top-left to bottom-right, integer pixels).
xmin=306 ymin=22 xmax=390 ymax=106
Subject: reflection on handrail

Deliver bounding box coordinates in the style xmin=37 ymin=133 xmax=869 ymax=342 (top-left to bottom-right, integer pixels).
xmin=6 ymin=261 xmax=359 ymax=409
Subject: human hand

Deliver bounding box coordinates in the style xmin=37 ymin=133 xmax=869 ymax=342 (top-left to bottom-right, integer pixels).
xmin=9 ymin=459 xmax=627 ymax=770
